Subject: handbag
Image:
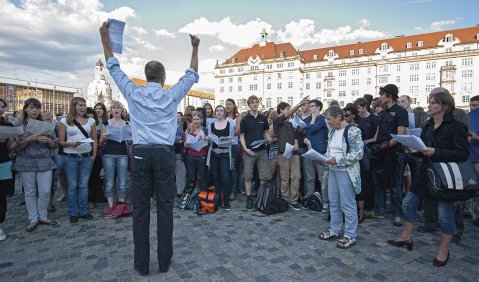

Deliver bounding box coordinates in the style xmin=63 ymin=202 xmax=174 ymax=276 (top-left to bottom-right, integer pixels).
xmin=104 ymin=201 xmax=132 ymax=219
xmin=427 ymin=161 xmax=479 ymax=201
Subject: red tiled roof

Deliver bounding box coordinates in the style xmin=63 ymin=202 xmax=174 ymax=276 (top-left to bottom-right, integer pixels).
xmin=222 ymin=42 xmax=299 ymax=65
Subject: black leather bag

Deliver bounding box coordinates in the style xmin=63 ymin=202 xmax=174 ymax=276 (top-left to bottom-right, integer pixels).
xmin=427 ymin=161 xmax=479 ymax=201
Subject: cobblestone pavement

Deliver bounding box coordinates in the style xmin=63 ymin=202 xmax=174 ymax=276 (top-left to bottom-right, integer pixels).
xmin=1 ymin=185 xmax=479 ymax=281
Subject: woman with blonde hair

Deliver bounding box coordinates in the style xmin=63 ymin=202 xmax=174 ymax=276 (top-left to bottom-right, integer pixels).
xmin=184 ymin=111 xmax=208 ymax=189
xmin=58 ymin=97 xmax=97 ymax=223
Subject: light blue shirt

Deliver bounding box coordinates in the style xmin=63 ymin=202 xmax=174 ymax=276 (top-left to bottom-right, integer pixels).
xmin=106 ymin=57 xmax=199 ymax=145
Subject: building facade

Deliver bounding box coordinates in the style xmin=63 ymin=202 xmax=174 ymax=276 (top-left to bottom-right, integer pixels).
xmin=0 ymin=77 xmax=80 ymax=114
xmin=215 ymin=26 xmax=479 ymax=111
xmin=131 ymin=78 xmax=215 ymax=113
xmin=87 ymin=59 xmax=113 ymax=109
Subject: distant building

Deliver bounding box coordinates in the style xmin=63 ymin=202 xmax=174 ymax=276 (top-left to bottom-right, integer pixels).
xmin=215 ymin=26 xmax=479 ymax=110
xmin=87 ymin=59 xmax=113 ymax=109
xmin=131 ymin=78 xmax=215 ymax=113
xmin=0 ymin=77 xmax=80 ymax=114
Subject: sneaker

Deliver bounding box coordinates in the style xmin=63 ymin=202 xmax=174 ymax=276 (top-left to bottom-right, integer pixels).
xmin=289 ymin=203 xmax=301 ymax=211
xmin=246 ymin=196 xmax=254 ymax=210
xmin=321 ymin=204 xmax=330 ymax=213
xmin=224 ymin=202 xmax=231 ymax=211
xmin=0 ymin=228 xmax=6 ymax=241
xmin=56 ymin=195 xmax=66 ymax=202
xmin=364 ymin=211 xmax=385 ymax=219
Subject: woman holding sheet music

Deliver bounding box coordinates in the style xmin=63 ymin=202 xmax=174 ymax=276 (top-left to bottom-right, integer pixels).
xmin=58 ymin=97 xmax=97 ymax=224
xmin=13 ymin=98 xmax=57 ymax=232
xmin=99 ymin=101 xmax=129 ymax=207
xmin=184 ymin=111 xmax=208 ymax=190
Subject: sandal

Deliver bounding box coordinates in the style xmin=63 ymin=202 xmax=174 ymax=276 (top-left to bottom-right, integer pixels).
xmin=25 ymin=222 xmax=38 ymax=232
xmin=39 ymin=220 xmax=57 ymax=226
xmin=319 ymin=230 xmax=340 ymax=240
xmin=337 ymin=237 xmax=356 ymax=249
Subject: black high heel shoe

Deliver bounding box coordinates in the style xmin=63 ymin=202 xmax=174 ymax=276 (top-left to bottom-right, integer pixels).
xmin=433 ymin=251 xmax=450 ymax=267
xmin=387 ymin=239 xmax=414 ymax=251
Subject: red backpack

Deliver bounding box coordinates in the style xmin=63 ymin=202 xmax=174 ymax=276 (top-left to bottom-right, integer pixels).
xmin=104 ymin=202 xmax=132 ymax=219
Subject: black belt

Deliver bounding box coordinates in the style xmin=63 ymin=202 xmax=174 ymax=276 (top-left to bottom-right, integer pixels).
xmin=133 ymin=144 xmax=173 ymax=150
xmin=64 ymin=152 xmax=92 ymax=158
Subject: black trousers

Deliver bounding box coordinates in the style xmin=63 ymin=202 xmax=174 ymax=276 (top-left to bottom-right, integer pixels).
xmin=0 ymin=179 xmax=13 ymax=223
xmin=131 ymin=145 xmax=175 ymax=273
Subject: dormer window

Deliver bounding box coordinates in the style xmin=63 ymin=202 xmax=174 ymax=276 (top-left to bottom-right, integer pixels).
xmin=380 ymin=43 xmax=388 ymax=51
xmin=445 ymin=34 xmax=453 ymax=43
xmin=328 ymin=50 xmax=335 ymax=57
xmin=476 ymin=33 xmax=479 ymax=40
xmin=406 ymin=42 xmax=412 ymax=48
xmin=350 ymin=50 xmax=355 ymax=56
xmin=313 ymin=54 xmax=318 ymax=60
xmin=359 ymin=49 xmax=363 ymax=55
xmin=417 ymin=41 xmax=423 ymax=47
xmin=280 ymin=51 xmax=286 ymax=58
xmin=232 ymin=58 xmax=236 ymax=63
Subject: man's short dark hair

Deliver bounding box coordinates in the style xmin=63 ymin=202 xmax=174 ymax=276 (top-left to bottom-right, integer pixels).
xmin=354 ymin=97 xmax=369 ymax=109
xmin=471 ymin=95 xmax=479 ymax=103
xmin=277 ymin=102 xmax=290 ymax=114
xmin=309 ymin=99 xmax=323 ymax=111
xmin=145 ymin=61 xmax=165 ymax=82
xmin=363 ymin=94 xmax=373 ymax=105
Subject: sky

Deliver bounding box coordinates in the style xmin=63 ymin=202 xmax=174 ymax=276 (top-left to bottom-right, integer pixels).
xmin=1 ymin=0 xmax=478 ymax=97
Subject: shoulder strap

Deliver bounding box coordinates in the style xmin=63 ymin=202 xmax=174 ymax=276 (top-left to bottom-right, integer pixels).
xmin=343 ymin=124 xmax=352 ymax=153
xmin=73 ymin=119 xmax=89 ymax=138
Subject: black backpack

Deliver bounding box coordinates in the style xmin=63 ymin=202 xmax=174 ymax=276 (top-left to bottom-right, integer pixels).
xmin=256 ymin=182 xmax=288 ymax=215
xmin=302 ymin=192 xmax=323 ymax=211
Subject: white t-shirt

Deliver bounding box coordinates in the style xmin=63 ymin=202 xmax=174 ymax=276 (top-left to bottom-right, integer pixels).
xmin=60 ymin=117 xmax=95 ymax=154
xmin=329 ymin=128 xmax=347 ymax=171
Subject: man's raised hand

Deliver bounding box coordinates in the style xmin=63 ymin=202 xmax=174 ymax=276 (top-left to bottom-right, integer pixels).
xmin=190 ymin=34 xmax=200 ymax=48
xmin=99 ymin=22 xmax=110 ymax=43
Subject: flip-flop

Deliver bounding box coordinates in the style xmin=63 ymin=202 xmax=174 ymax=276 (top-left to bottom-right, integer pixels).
xmin=39 ymin=220 xmax=58 ymax=226
xmin=25 ymin=222 xmax=38 ymax=232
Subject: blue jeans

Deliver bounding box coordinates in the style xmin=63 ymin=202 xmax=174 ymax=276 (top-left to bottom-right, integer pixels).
xmin=403 ymin=192 xmax=456 ymax=235
xmin=64 ymin=155 xmax=93 ymax=216
xmin=50 ymin=154 xmax=64 ymax=198
xmin=102 ymin=154 xmax=128 ymax=199
xmin=186 ymin=155 xmax=206 ymax=188
xmin=328 ymin=169 xmax=358 ymax=239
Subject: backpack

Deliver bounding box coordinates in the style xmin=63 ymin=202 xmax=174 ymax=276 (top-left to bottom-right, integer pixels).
xmin=343 ymin=124 xmax=371 ymax=170
xmin=256 ymin=182 xmax=288 ymax=215
xmin=194 ymin=186 xmax=219 ymax=215
xmin=302 ymin=192 xmax=323 ymax=211
xmin=177 ymin=186 xmax=193 ymax=211
xmin=104 ymin=202 xmax=132 ymax=219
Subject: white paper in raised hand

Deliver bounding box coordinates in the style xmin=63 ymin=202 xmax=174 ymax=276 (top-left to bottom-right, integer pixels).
xmin=406 ymin=128 xmax=422 ymax=137
xmin=283 ymin=143 xmax=294 ymax=159
xmin=106 ymin=125 xmax=122 ymax=142
xmin=107 ymin=18 xmax=125 ymax=54
xmin=25 ymin=119 xmax=55 ymax=135
xmin=0 ymin=126 xmax=24 ymax=140
xmin=302 ymin=148 xmax=330 ymax=162
xmin=391 ymin=134 xmax=427 ymax=151
xmin=291 ymin=115 xmax=308 ymax=128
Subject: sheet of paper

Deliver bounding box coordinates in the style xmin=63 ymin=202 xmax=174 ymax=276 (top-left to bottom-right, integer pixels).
xmin=0 ymin=126 xmax=24 ymax=140
xmin=251 ymin=137 xmax=271 ymax=149
xmin=391 ymin=134 xmax=427 ymax=151
xmin=108 ymin=18 xmax=125 ymax=54
xmin=78 ymin=138 xmax=95 ymax=143
xmin=106 ymin=125 xmax=122 ymax=142
xmin=121 ymin=124 xmax=132 ymax=141
xmin=25 ymin=119 xmax=55 ymax=135
xmin=291 ymin=115 xmax=308 ymax=128
xmin=283 ymin=143 xmax=294 ymax=159
xmin=302 ymin=148 xmax=330 ymax=162
xmin=406 ymin=128 xmax=422 ymax=137
xmin=189 ymin=139 xmax=208 ymax=152
xmin=186 ymin=134 xmax=198 ymax=144
xmin=208 ymin=133 xmax=219 ymax=145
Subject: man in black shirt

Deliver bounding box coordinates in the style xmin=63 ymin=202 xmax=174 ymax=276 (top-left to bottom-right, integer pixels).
xmin=367 ymin=84 xmax=408 ymax=226
xmin=239 ymin=95 xmax=272 ymax=209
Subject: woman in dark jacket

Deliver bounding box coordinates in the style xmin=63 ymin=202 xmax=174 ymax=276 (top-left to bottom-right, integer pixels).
xmin=387 ymin=89 xmax=469 ymax=267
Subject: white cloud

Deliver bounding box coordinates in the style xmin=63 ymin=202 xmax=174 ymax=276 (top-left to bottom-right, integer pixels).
xmin=430 ymin=20 xmax=456 ymax=31
xmin=208 ymin=44 xmax=225 ymax=52
xmin=178 ymin=17 xmax=273 ymax=48
xmin=131 ymin=36 xmax=160 ymax=51
xmin=130 ymin=26 xmax=148 ymax=35
xmin=414 ymin=26 xmax=423 ymax=31
xmin=358 ymin=19 xmax=370 ymax=27
xmin=154 ymin=29 xmax=176 ymax=38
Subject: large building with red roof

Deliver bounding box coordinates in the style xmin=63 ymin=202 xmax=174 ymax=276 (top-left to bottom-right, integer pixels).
xmin=215 ymin=26 xmax=479 ymax=110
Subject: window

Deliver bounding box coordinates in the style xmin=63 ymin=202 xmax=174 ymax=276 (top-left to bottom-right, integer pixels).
xmin=277 ymin=73 xmax=282 ymax=79
xmin=288 ymin=96 xmax=294 ymax=105
xmin=305 ymin=82 xmax=310 ymax=90
xmin=368 ymin=57 xmax=372 ymax=61
xmin=445 ymin=60 xmax=453 ymax=67
xmin=379 ymin=76 xmax=388 ymax=84
xmin=396 ymin=76 xmax=400 ymax=83
xmin=316 ymin=82 xmax=321 ymax=89
xmin=352 ymin=69 xmax=359 ymax=76
xmin=328 ymin=71 xmax=333 ymax=77
xmin=277 ymin=83 xmax=282 ymax=89
xmin=354 ymin=59 xmax=359 ymax=63
xmin=316 ymin=72 xmax=321 ymax=78
xmin=426 ymin=73 xmax=435 ymax=81
xmin=462 ymin=95 xmax=470 ymax=103
xmin=288 ymin=62 xmax=294 ymax=67
xmin=426 ymin=85 xmax=435 ymax=93
xmin=367 ymin=78 xmax=371 ymax=85
xmin=249 ymin=84 xmax=258 ymax=91
xmin=220 ymin=100 xmax=224 ymax=105
xmin=266 ymin=64 xmax=272 ymax=69
xmin=352 ymin=79 xmax=359 ymax=86
xmin=340 ymin=101 xmax=345 ymax=107
xmin=238 ymin=67 xmax=243 ymax=72
xmin=446 ymin=48 xmax=452 ymax=53
xmin=380 ymin=43 xmax=388 ymax=51
xmin=396 ymin=65 xmax=401 ymax=72
xmin=326 ymin=81 xmax=333 ymax=88
xmin=328 ymin=50 xmax=335 ymax=57
xmin=462 ymin=70 xmax=473 ymax=78
xmin=238 ymin=77 xmax=242 ymax=83
xmin=266 ymin=83 xmax=271 ymax=90
xmin=339 ymin=80 xmax=346 ymax=87
xmin=313 ymin=54 xmax=318 ymax=60
xmin=406 ymin=42 xmax=412 ymax=48
xmin=426 ymin=62 xmax=436 ymax=69
xmin=305 ymin=73 xmax=310 ymax=79
xmin=409 ymin=85 xmax=419 ymax=94
xmin=339 ymin=91 xmax=346 ymax=97
xmin=229 ymin=68 xmax=234 ymax=73
xmin=462 ymin=58 xmax=473 ymax=66
xmin=339 ymin=70 xmax=347 ymax=77
xmin=253 ymin=75 xmax=257 ymax=81
xmin=288 ymin=72 xmax=293 ymax=79
xmin=327 ymin=91 xmax=332 ymax=98
xmin=429 ymin=51 xmax=434 ymax=55
xmin=228 ymin=86 xmax=233 ymax=92
xmin=409 ymin=74 xmax=419 ymax=82
xmin=266 ymin=98 xmax=271 ymax=108
xmin=444 ymin=72 xmax=453 ymax=79
xmin=229 ymin=77 xmax=233 ymax=83
xmin=462 ymin=82 xmax=472 ymax=91
xmin=410 ymin=63 xmax=419 ymax=71
xmin=288 ymin=82 xmax=294 ymax=89
xmin=250 ymin=66 xmax=258 ymax=71
xmin=445 ymin=34 xmax=452 ymax=43
xmin=351 ymin=90 xmax=360 ymax=97
xmin=267 ymin=74 xmax=271 ymax=80
xmin=464 ymin=46 xmax=471 ymax=51
xmin=220 ymin=87 xmax=224 ymax=93
xmin=411 ymin=98 xmax=417 ymax=104
xmin=368 ymin=67 xmax=371 ymax=74
xmin=397 ymin=54 xmax=402 ymax=59
xmin=238 ymin=86 xmax=242 ymax=92
xmin=350 ymin=50 xmax=355 ymax=56
xmin=277 ymin=63 xmax=283 ymax=68
xmin=277 ymin=97 xmax=282 ymax=104
xmin=418 ymin=41 xmax=423 ymax=47
xmin=220 ymin=70 xmax=225 ymax=74
xmin=220 ymin=78 xmax=224 ymax=84
xmin=329 ymin=61 xmax=334 ymax=65
xmin=359 ymin=49 xmax=363 ymax=55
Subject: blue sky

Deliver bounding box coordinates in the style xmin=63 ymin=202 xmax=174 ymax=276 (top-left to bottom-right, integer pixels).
xmin=1 ymin=0 xmax=478 ymax=95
